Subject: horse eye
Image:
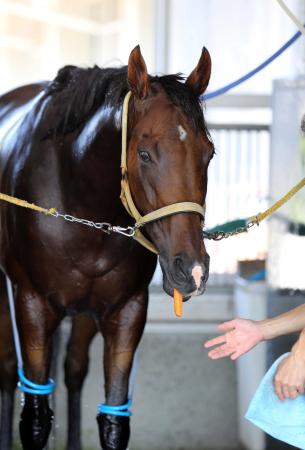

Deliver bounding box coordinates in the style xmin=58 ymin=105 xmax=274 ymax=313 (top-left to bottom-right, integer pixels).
xmin=138 ymin=150 xmax=151 ymax=163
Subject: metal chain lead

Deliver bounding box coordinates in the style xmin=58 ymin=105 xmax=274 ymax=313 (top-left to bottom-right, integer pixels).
xmin=50 ymin=210 xmax=135 ymax=237
xmin=202 ymin=218 xmax=259 ymax=241
xmin=50 ymin=210 xmax=259 ymax=242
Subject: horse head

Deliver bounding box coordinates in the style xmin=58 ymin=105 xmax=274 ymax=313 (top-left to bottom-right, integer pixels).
xmin=125 ymin=46 xmax=214 ymax=299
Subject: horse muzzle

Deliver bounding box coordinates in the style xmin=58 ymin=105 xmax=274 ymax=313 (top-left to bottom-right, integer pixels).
xmin=159 ymin=252 xmax=210 ymax=299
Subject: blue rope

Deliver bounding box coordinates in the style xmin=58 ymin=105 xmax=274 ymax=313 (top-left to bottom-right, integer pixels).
xmin=201 ymin=27 xmax=303 ymax=101
xmin=98 ymin=399 xmax=132 ymax=417
xmin=18 ymin=367 xmax=55 ymax=395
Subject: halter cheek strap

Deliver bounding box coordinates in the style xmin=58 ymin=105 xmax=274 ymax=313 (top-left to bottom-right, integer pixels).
xmin=120 ymin=91 xmax=205 ymax=254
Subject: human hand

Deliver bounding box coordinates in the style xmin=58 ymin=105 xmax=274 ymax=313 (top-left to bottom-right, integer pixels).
xmin=274 ymin=344 xmax=305 ymax=401
xmin=204 ymin=318 xmax=264 ymax=360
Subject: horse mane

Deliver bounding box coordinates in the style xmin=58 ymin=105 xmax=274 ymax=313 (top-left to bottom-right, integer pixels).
xmin=43 ymin=65 xmax=208 ymax=137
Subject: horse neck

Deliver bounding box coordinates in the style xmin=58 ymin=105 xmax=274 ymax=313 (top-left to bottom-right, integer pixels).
xmin=62 ymin=103 xmax=124 ymax=220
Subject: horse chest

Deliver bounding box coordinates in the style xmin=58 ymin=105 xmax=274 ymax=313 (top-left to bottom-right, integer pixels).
xmin=22 ymin=232 xmax=156 ymax=313
xmin=42 ymin=250 xmax=156 ymax=315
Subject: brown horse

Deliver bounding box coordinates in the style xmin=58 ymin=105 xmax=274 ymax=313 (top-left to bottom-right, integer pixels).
xmin=0 ymin=45 xmax=214 ymax=449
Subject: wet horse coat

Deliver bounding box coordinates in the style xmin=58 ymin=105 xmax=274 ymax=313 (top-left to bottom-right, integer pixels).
xmin=0 ymin=46 xmax=214 ymax=449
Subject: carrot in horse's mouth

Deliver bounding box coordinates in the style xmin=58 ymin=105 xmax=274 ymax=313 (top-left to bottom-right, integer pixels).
xmin=174 ymin=288 xmax=183 ymax=318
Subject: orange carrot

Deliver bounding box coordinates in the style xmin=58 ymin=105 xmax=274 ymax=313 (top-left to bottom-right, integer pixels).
xmin=174 ymin=288 xmax=183 ymax=318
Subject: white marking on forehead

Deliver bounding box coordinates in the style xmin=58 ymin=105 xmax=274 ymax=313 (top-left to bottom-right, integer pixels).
xmin=178 ymin=125 xmax=187 ymax=141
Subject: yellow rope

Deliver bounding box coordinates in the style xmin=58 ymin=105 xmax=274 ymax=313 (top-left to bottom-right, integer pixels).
xmin=0 ymin=176 xmax=304 ymax=232
xmin=248 ymin=177 xmax=305 ymax=224
xmin=0 ymin=193 xmax=57 ymax=215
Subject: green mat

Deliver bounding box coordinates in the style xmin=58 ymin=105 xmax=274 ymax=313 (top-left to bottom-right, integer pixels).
xmin=205 ymin=218 xmax=248 ymax=234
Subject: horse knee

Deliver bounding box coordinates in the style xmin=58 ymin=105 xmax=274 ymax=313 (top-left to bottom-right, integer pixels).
xmin=97 ymin=414 xmax=130 ymax=450
xmin=19 ymin=395 xmax=53 ymax=450
xmin=64 ymin=353 xmax=89 ymax=391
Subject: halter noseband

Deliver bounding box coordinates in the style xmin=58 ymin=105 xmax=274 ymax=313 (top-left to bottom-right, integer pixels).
xmin=120 ymin=91 xmax=205 ymax=254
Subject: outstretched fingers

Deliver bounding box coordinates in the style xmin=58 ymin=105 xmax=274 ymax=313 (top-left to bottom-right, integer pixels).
xmin=217 ymin=320 xmax=237 ymax=331
xmin=207 ymin=343 xmax=234 ymax=360
xmin=204 ymin=320 xmax=237 ymax=349
xmin=230 ymin=350 xmax=243 ymax=361
xmin=204 ymin=334 xmax=227 ymax=349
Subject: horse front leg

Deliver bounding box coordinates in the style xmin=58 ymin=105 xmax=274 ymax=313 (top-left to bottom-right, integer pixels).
xmin=16 ymin=288 xmax=62 ymax=450
xmin=97 ymin=289 xmax=148 ymax=450
xmin=64 ymin=313 xmax=98 ymax=450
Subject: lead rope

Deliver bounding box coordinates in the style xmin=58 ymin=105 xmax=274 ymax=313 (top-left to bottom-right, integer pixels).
xmin=203 ymin=177 xmax=305 ymax=240
xmin=5 ymin=275 xmax=55 ymax=395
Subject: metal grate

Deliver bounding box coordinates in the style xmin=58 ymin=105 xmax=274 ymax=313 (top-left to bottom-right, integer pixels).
xmin=205 ymin=124 xmax=270 ymax=285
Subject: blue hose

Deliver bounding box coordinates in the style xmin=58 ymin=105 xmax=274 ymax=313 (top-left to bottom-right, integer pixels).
xmin=18 ymin=367 xmax=55 ymax=395
xmin=98 ymin=399 xmax=132 ymax=417
xmin=201 ymin=28 xmax=303 ymax=101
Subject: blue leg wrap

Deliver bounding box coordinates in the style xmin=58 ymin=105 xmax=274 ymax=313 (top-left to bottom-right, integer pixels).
xmin=17 ymin=367 xmax=55 ymax=395
xmin=98 ymin=399 xmax=132 ymax=417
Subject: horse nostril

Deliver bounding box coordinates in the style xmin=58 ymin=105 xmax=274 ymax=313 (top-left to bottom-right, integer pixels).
xmin=173 ymin=256 xmax=188 ymax=282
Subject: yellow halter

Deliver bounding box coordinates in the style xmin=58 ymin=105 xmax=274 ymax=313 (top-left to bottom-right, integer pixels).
xmin=119 ymin=91 xmax=205 ymax=254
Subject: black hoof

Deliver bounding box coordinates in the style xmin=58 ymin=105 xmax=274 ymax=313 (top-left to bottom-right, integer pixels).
xmin=97 ymin=413 xmax=130 ymax=450
xmin=19 ymin=395 xmax=53 ymax=450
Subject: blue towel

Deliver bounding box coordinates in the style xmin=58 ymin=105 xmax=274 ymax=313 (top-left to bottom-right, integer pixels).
xmin=246 ymin=352 xmax=305 ymax=449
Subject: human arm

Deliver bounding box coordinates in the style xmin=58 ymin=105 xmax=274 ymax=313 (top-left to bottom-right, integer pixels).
xmin=204 ymin=303 xmax=305 ymax=360
xmin=260 ymin=303 xmax=305 ymax=340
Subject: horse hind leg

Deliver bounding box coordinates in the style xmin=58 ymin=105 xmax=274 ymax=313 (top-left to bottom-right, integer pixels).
xmin=15 ymin=286 xmax=62 ymax=450
xmin=64 ymin=313 xmax=97 ymax=450
xmin=97 ymin=289 xmax=149 ymax=450
xmin=0 ymin=389 xmax=15 ymax=450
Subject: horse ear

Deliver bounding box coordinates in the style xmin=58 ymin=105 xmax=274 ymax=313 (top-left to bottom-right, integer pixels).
xmin=186 ymin=47 xmax=211 ymax=96
xmin=128 ymin=45 xmax=150 ymax=99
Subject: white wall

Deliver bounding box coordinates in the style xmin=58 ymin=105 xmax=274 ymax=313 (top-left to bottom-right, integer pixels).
xmin=1 ymin=0 xmax=303 ymax=96
xmin=167 ymin=0 xmax=302 ymax=96
xmin=0 ymin=0 xmax=156 ymax=93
